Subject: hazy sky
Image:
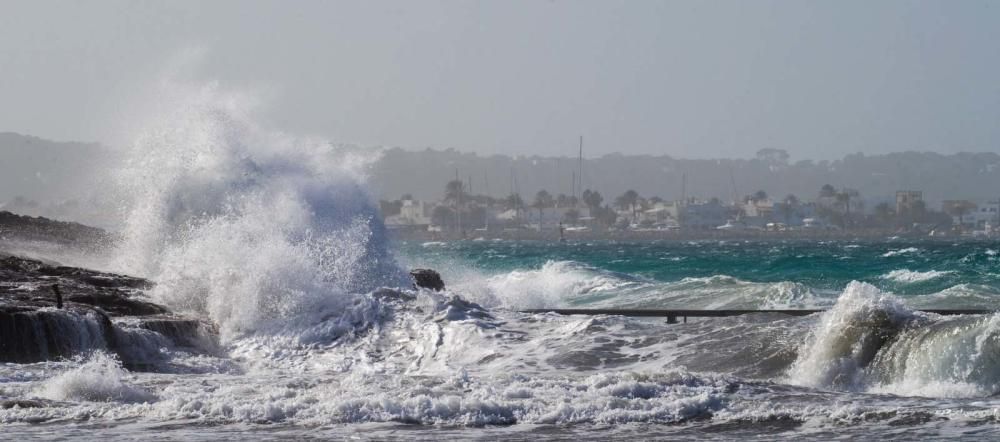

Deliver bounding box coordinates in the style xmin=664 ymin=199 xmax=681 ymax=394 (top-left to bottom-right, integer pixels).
xmin=1 ymin=0 xmax=998 ymax=159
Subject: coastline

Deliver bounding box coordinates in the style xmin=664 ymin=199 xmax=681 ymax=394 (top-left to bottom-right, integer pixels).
xmin=387 ymin=227 xmax=983 ymax=243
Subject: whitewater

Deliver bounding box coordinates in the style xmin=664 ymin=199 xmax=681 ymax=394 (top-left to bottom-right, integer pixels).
xmin=5 ymin=81 xmax=1000 ymax=439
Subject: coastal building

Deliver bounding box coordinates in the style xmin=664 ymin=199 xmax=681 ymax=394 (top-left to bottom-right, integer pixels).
xmin=740 ymin=198 xmax=776 ymax=228
xmin=895 ymin=190 xmax=923 ymax=214
xmin=970 ymin=200 xmax=1000 ymax=231
xmin=942 ymin=200 xmax=979 ymax=229
xmin=384 ymin=199 xmax=433 ymax=230
xmin=680 ymin=200 xmax=730 ymax=230
xmin=639 ymin=201 xmax=681 ymax=226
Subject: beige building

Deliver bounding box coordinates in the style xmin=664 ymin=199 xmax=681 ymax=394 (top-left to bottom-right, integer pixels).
xmin=895 ymin=191 xmax=923 ymax=214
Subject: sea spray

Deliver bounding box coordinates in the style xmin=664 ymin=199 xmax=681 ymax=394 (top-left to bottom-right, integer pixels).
xmin=786 ymin=281 xmax=923 ymax=390
xmin=110 ymin=79 xmax=408 ymax=340
xmin=867 ymin=313 xmax=1000 ymax=398
xmin=37 ymin=352 xmax=156 ymax=403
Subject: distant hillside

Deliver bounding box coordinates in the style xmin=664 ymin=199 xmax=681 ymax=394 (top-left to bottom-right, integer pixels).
xmin=0 ymin=211 xmax=108 ymax=246
xmin=369 ymin=148 xmax=1000 ymax=207
xmin=3 ymin=132 xmax=999 ymax=216
xmin=0 ymin=132 xmax=114 ymax=226
xmin=0 ymin=132 xmax=106 ymax=202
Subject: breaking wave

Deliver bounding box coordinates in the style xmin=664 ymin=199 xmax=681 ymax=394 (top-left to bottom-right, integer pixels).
xmin=451 ymin=260 xmax=829 ymax=310
xmin=788 ymin=281 xmax=1000 ymax=398
xmin=110 ymin=79 xmax=407 ymax=340
xmin=37 ymin=352 xmax=156 ymax=403
xmin=882 ymin=269 xmax=953 ymax=284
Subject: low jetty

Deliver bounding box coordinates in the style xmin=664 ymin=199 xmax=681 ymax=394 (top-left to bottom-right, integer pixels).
xmin=521 ymin=308 xmax=994 ymax=323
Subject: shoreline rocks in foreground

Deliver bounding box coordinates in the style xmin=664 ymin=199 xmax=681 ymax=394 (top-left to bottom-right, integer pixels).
xmin=0 ymin=254 xmax=217 ymax=368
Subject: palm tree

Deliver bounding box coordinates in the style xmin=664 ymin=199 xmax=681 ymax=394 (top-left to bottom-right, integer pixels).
xmin=621 ymin=190 xmax=640 ymax=221
xmin=444 ymin=180 xmax=464 ymax=206
xmin=582 ymin=189 xmax=604 ymax=210
xmin=532 ymin=190 xmax=554 ymax=226
xmin=835 ymin=189 xmax=860 ymax=228
xmin=819 ymin=184 xmax=837 ymax=198
xmin=505 ymin=193 xmax=523 ymax=211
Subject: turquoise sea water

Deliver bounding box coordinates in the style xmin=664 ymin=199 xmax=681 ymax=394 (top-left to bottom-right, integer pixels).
xmin=7 ymin=238 xmax=1000 ymax=440
xmin=399 ymin=239 xmax=1000 ymax=309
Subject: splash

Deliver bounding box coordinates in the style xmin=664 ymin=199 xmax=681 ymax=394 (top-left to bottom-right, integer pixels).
xmin=788 ymin=281 xmax=1000 ymax=398
xmin=110 ymin=78 xmax=407 ymax=340
xmin=882 ymin=269 xmax=953 ymax=284
xmin=37 ymin=352 xmax=156 ymax=403
xmin=444 ymin=260 xmax=825 ymax=310
xmin=786 ymin=281 xmax=921 ymax=390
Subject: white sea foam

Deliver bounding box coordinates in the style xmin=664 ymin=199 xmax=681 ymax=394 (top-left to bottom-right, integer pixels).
xmin=882 ymin=247 xmax=920 ymax=257
xmin=882 ymin=269 xmax=953 ymax=283
xmin=788 ymin=281 xmax=1000 ymax=398
xmin=109 ymin=77 xmax=407 ymax=340
xmin=37 ymin=352 xmax=156 ymax=403
xmin=787 ymin=281 xmax=920 ymax=390
xmin=448 ymin=260 xmax=638 ymax=309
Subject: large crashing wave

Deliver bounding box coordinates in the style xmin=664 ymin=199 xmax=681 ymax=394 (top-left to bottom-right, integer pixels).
xmin=111 ymin=81 xmax=408 ymax=340
xmin=788 ymin=281 xmax=1000 ymax=398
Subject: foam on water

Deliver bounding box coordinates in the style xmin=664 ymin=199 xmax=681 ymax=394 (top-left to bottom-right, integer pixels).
xmin=454 ymin=260 xmax=640 ymax=309
xmin=37 ymin=352 xmax=156 ymax=403
xmin=882 ymin=269 xmax=953 ymax=283
xmin=882 ymin=247 xmax=920 ymax=257
xmin=441 ymin=260 xmax=830 ymax=311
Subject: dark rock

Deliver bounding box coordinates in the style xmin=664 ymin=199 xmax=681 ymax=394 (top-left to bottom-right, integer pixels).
xmin=0 ymin=305 xmax=115 ymax=363
xmin=134 ymin=317 xmax=220 ymax=351
xmin=0 ymin=399 xmax=49 ymax=409
xmin=410 ymin=268 xmax=445 ymax=291
xmin=0 ymin=254 xmax=214 ymax=364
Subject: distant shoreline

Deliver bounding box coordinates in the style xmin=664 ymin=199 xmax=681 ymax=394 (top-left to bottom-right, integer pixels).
xmin=388 ymin=228 xmax=994 ymax=243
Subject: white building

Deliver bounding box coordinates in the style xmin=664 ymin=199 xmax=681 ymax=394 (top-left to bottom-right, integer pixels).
xmin=971 ymin=201 xmax=1000 ymax=231
xmin=385 ymin=200 xmax=433 ymax=229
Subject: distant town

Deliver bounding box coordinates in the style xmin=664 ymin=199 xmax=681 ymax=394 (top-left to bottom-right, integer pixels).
xmin=1 ymin=132 xmax=999 ymax=239
xmin=380 ymin=181 xmax=998 ymax=240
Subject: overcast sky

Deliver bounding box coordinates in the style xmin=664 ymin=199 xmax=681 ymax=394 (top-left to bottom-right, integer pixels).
xmin=1 ymin=0 xmax=998 ymax=159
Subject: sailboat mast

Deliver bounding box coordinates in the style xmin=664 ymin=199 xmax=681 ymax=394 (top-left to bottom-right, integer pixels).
xmin=578 ymin=136 xmax=583 ymax=206
xmin=455 ymin=169 xmax=462 ymax=235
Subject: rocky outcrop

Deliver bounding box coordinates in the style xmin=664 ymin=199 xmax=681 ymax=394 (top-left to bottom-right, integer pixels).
xmin=410 ymin=269 xmax=445 ymax=291
xmin=0 ymin=255 xmax=217 ymax=366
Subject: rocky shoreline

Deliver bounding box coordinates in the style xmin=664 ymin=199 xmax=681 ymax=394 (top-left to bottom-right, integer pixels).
xmin=0 ymin=253 xmax=217 ymax=368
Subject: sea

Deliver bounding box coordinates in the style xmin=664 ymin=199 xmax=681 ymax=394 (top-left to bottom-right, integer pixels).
xmin=4 ymin=81 xmax=1000 ymax=440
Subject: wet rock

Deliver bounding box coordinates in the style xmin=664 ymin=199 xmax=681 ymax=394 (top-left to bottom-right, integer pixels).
xmin=133 ymin=317 xmax=220 ymax=352
xmin=0 ymin=254 xmax=213 ymax=364
xmin=410 ymin=268 xmax=445 ymax=291
xmin=0 ymin=305 xmax=115 ymax=363
xmin=0 ymin=399 xmax=49 ymax=409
